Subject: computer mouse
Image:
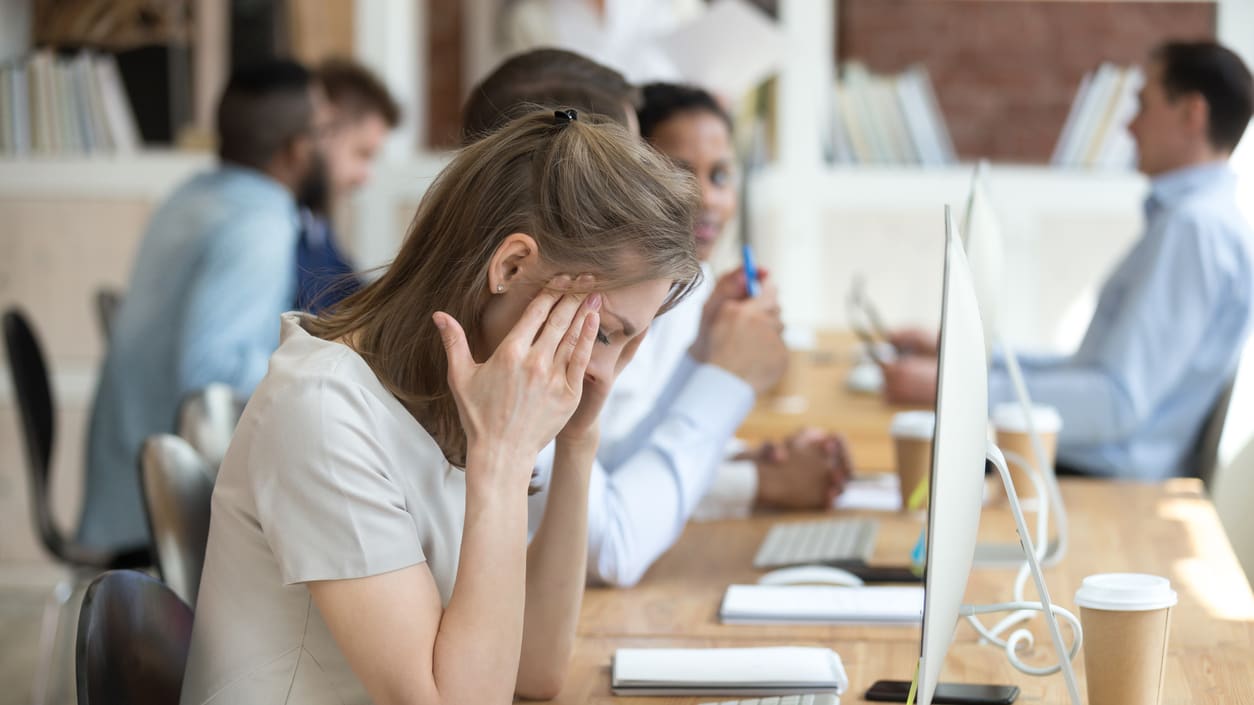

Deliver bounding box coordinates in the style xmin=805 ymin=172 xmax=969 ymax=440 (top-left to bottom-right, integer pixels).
xmin=845 ymin=361 xmax=884 ymax=394
xmin=757 ymin=565 xmax=866 ymax=587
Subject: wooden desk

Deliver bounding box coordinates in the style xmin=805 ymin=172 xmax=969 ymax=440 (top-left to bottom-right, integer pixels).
xmin=549 ymin=636 xmax=1254 ymax=704
xmin=560 ymin=480 xmax=1254 ymax=704
xmin=554 ymin=332 xmax=1254 ymax=703
xmin=738 ymin=332 xmax=924 ymax=472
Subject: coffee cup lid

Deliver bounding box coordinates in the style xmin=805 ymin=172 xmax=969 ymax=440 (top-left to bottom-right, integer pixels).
xmin=1074 ymin=573 xmax=1177 ymax=611
xmin=992 ymin=403 xmax=1062 ymax=434
xmin=890 ymin=411 xmax=935 ymax=440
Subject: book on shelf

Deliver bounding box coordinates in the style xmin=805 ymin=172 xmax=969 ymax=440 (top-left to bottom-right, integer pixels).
xmin=827 ymin=61 xmax=956 ymax=167
xmin=0 ymin=50 xmax=141 ymax=157
xmin=1051 ymin=63 xmax=1143 ymax=169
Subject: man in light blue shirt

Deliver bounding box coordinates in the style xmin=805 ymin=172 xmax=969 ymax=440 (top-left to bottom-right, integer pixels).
xmin=84 ymin=61 xmax=331 ymax=551
xmin=884 ymin=41 xmax=1254 ymax=480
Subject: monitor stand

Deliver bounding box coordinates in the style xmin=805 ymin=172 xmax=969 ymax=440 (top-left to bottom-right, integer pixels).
xmin=974 ymin=340 xmax=1069 ymax=569
xmin=960 ymin=441 xmax=1084 ymax=705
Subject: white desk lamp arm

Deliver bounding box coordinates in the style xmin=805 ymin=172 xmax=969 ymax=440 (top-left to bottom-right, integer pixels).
xmin=961 ymin=442 xmax=1084 ymax=705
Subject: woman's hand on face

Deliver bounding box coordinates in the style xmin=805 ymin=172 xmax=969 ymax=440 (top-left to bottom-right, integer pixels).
xmin=557 ymin=320 xmax=647 ymax=447
xmin=557 ymin=376 xmax=608 ymax=448
xmin=434 ymin=275 xmax=601 ymax=479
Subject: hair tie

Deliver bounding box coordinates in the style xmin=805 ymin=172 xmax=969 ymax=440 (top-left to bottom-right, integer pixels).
xmin=553 ymin=108 xmax=578 ymax=126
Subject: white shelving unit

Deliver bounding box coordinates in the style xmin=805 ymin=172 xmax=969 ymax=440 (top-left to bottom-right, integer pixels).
xmin=744 ymin=163 xmax=1147 ymax=350
xmin=0 ymin=150 xmax=449 ymax=406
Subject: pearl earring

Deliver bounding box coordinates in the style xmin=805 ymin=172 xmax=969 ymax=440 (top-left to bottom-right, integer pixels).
xmin=497 ymin=284 xmax=504 ymax=293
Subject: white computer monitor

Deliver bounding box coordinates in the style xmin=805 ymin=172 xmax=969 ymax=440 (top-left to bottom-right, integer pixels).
xmin=916 ymin=207 xmax=1082 ymax=705
xmin=961 ymin=161 xmax=1004 ymax=348
xmin=962 ymin=164 xmax=1069 ymax=569
xmin=917 ymin=207 xmax=990 ymax=705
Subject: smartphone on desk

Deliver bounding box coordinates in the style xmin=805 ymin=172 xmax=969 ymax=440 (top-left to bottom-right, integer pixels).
xmin=836 ymin=562 xmax=924 ymax=584
xmin=865 ymin=680 xmax=1019 ymax=704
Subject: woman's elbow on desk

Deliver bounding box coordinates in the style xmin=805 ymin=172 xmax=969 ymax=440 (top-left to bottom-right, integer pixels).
xmin=515 ymin=662 xmax=572 ymax=701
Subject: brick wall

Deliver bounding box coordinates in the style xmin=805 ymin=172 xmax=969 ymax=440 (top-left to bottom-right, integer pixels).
xmin=838 ymin=0 xmax=1217 ymax=163
xmin=427 ymin=0 xmax=465 ymax=149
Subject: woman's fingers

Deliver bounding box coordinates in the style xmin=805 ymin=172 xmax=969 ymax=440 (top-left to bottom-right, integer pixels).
xmin=503 ymin=275 xmax=571 ymax=350
xmin=564 ymin=310 xmax=599 ymax=391
xmin=433 ymin=312 xmax=474 ymax=389
xmin=555 ymin=293 xmax=601 ymax=371
xmin=535 ymin=291 xmax=587 ymax=359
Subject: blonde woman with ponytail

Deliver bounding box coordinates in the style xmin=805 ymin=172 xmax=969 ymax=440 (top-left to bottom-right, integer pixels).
xmin=180 ymin=109 xmax=700 ymax=705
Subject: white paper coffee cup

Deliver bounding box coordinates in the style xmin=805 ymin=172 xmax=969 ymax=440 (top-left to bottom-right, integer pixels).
xmin=991 ymin=403 xmax=1063 ymax=435
xmin=1075 ymin=573 xmax=1177 ymax=705
xmin=991 ymin=403 xmax=1062 ymax=502
xmin=890 ymin=411 xmax=934 ymax=510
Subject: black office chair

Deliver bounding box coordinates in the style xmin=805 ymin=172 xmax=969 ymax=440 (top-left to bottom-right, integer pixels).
xmin=2 ymin=308 xmax=149 ymax=568
xmin=140 ymin=434 xmax=215 ymax=607
xmin=5 ymin=308 xmax=152 ymax=704
xmin=94 ymin=288 xmax=123 ymax=343
xmin=76 ymin=570 xmax=193 ymax=705
xmin=1193 ymin=376 xmax=1237 ymax=491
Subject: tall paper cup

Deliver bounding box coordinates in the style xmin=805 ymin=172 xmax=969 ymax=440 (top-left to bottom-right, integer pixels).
xmin=890 ymin=411 xmax=934 ymax=510
xmin=991 ymin=403 xmax=1062 ymax=502
xmin=1075 ymin=573 xmax=1177 ymax=705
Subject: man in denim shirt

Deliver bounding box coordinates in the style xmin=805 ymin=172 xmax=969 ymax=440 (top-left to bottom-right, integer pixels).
xmin=883 ymin=41 xmax=1254 ymax=480
xmin=84 ymin=61 xmax=332 ymax=551
xmin=295 ymin=59 xmax=400 ymax=315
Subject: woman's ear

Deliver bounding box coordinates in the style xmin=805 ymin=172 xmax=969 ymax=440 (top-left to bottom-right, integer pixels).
xmin=487 ymin=233 xmax=541 ymax=294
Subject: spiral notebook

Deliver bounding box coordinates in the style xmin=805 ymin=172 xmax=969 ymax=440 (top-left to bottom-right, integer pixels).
xmin=610 ymin=646 xmax=848 ymax=697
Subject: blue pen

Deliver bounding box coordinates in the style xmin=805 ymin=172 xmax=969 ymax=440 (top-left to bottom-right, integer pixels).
xmin=742 ymin=243 xmax=761 ymax=297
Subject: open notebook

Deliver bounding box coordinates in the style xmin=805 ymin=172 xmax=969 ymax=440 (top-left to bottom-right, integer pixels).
xmin=720 ymin=585 xmax=924 ymax=625
xmin=611 ymin=646 xmax=848 ymax=697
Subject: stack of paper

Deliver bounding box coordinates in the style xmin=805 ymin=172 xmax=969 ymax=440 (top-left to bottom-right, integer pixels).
xmin=833 ymin=473 xmax=902 ymax=512
xmin=611 ymin=646 xmax=848 ymax=697
xmin=721 ymin=584 xmax=924 ymax=625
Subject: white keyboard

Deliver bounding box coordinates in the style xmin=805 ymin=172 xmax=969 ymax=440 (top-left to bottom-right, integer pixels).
xmin=700 ymin=695 xmax=840 ymax=705
xmin=754 ymin=518 xmax=878 ymax=569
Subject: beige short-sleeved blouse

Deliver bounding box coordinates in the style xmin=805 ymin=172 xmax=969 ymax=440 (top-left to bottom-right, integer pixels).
xmin=180 ymin=314 xmax=466 ymax=705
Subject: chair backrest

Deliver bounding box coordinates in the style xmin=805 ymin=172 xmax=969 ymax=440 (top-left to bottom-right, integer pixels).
xmin=139 ymin=435 xmax=215 ymax=607
xmin=76 ymin=570 xmax=193 ymax=705
xmin=94 ymin=288 xmax=122 ymax=342
xmin=176 ymin=383 xmax=244 ymax=472
xmin=1193 ymin=376 xmax=1237 ymax=490
xmin=3 ymin=308 xmax=69 ymax=560
xmin=1212 ymin=436 xmax=1254 ymax=586
xmin=1217 ymin=337 xmax=1254 ymax=474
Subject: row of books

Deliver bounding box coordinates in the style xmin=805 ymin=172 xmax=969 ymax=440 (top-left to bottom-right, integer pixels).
xmin=1051 ymin=63 xmax=1143 ymax=169
xmin=0 ymin=50 xmax=142 ymax=157
xmin=826 ymin=62 xmax=957 ymax=167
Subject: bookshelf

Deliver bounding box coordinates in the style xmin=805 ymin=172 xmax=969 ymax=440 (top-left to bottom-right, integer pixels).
xmin=0 ymin=50 xmax=143 ymax=157
xmin=835 ymin=0 xmax=1217 ymax=164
